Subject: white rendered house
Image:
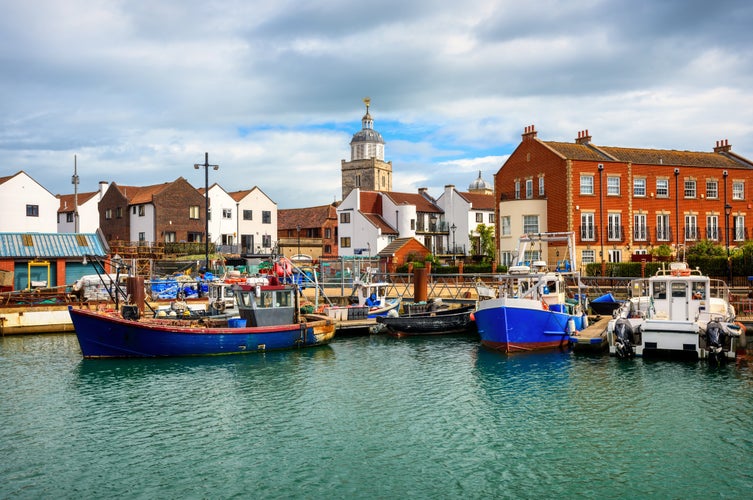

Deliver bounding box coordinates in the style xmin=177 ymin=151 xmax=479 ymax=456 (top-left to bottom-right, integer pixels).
xmin=0 ymin=171 xmax=59 ymax=233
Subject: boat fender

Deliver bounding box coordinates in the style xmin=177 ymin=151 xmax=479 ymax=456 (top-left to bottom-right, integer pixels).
xmin=566 ymin=318 xmax=576 ymax=334
xmin=541 ymin=299 xmax=549 ymax=311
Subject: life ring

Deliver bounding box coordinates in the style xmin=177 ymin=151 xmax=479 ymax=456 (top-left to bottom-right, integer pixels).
xmin=671 ymin=268 xmax=691 ymax=276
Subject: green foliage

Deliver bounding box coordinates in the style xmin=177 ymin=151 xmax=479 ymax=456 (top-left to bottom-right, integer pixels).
xmin=651 ymin=244 xmax=673 ymax=258
xmin=423 ymin=253 xmax=439 ymax=264
xmin=685 ymin=240 xmax=725 ymax=258
xmin=475 ymin=223 xmax=496 ymax=261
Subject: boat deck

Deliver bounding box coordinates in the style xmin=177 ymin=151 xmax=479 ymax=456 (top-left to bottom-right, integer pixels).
xmin=570 ymin=316 xmax=610 ymax=352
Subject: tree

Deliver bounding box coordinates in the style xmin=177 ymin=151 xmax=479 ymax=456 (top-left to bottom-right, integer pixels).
xmin=685 ymin=239 xmax=725 ymax=258
xmin=475 ymin=224 xmax=495 ymax=262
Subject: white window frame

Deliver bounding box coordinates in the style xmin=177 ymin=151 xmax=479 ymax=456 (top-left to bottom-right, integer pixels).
xmin=607 ymin=213 xmax=621 ymax=241
xmin=633 ymin=178 xmax=646 ymax=197
xmin=706 ymin=215 xmax=719 ymax=240
xmin=656 ymin=179 xmax=669 ymax=198
xmin=732 ymin=181 xmax=744 ymax=200
xmin=633 ymin=214 xmax=647 ymax=241
xmin=523 ymin=215 xmax=539 ymax=234
xmin=500 ymin=216 xmax=511 ymax=236
xmin=706 ymin=180 xmax=718 ymax=200
xmin=684 ymin=214 xmax=698 ymax=241
xmin=580 ymin=175 xmax=594 ymax=195
xmin=684 ymin=180 xmax=696 ymax=199
xmin=580 ymin=213 xmax=595 ymax=241
xmin=607 ymin=176 xmax=620 ymax=196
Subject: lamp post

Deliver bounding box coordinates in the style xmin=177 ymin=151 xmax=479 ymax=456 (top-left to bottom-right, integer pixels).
xmin=598 ymin=163 xmax=605 ymax=276
xmin=450 ymin=223 xmax=457 ymax=265
xmin=674 ymin=168 xmax=680 ymax=256
xmin=430 ymin=214 xmax=438 ymax=253
xmin=724 ymin=170 xmax=731 ymax=283
xmin=194 ymin=152 xmax=219 ymax=271
xmin=296 ymin=224 xmax=301 ymax=259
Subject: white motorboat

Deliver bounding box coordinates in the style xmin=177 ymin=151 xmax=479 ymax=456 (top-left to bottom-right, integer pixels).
xmin=606 ymin=262 xmax=745 ymax=361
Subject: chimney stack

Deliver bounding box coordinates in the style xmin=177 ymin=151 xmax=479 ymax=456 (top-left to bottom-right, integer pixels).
xmin=575 ymin=130 xmax=592 ymax=145
xmin=713 ymin=139 xmax=732 ymax=153
xmin=522 ymin=124 xmax=537 ymax=140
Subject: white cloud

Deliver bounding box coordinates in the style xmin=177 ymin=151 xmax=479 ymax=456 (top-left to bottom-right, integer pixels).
xmin=2 ymin=0 xmax=752 ymax=208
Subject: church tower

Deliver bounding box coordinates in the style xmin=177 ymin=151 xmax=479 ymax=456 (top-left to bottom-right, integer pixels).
xmin=341 ymin=97 xmax=393 ymax=200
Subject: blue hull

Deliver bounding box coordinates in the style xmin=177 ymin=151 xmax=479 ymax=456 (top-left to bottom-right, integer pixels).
xmin=69 ymin=307 xmax=333 ymax=358
xmin=474 ymin=305 xmax=583 ymax=353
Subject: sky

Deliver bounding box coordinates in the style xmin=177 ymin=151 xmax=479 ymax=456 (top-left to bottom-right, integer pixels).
xmin=2 ymin=0 xmax=753 ymax=209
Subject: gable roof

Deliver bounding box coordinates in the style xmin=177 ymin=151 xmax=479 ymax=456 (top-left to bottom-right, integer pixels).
xmin=539 ymin=140 xmax=753 ymax=169
xmin=278 ymin=204 xmax=337 ymax=230
xmin=457 ymin=191 xmax=494 ymax=210
xmin=363 ymin=213 xmax=397 ymax=235
xmin=0 ymin=170 xmax=56 ymax=196
xmin=110 ymin=178 xmax=192 ymax=205
xmin=376 ymin=237 xmax=428 ymax=257
xmin=57 ymin=192 xmax=100 ymax=213
xmin=381 ymin=191 xmax=442 ymax=213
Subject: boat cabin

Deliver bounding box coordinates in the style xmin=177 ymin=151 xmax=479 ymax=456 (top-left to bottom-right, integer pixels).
xmin=234 ymin=283 xmax=298 ymax=327
xmin=628 ymin=263 xmax=731 ymax=322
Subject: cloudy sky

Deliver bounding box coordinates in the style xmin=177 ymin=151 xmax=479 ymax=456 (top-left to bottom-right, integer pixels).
xmin=3 ymin=0 xmax=752 ymax=208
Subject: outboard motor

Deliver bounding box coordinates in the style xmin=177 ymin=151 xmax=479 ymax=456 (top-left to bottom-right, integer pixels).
xmin=703 ymin=320 xmax=727 ymax=362
xmin=613 ymin=318 xmax=635 ymax=358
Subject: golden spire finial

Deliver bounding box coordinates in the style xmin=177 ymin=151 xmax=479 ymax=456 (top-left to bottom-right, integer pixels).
xmin=363 ymin=97 xmax=371 ymax=111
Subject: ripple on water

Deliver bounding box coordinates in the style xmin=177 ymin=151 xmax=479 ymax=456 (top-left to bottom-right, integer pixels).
xmin=1 ymin=334 xmax=753 ymax=498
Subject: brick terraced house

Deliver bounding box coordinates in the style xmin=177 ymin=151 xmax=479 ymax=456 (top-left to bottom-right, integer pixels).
xmin=494 ymin=126 xmax=753 ymax=271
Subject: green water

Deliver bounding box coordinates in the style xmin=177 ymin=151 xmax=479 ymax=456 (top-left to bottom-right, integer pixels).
xmin=1 ymin=333 xmax=752 ymax=499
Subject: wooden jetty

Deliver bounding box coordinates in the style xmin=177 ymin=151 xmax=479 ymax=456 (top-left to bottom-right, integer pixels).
xmin=570 ymin=316 xmax=610 ymax=352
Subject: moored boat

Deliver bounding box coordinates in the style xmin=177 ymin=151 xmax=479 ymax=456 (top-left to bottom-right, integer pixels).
xmin=348 ymin=278 xmax=401 ymax=318
xmin=588 ymin=292 xmax=624 ymax=316
xmin=473 ymin=232 xmax=588 ymax=353
xmin=377 ymin=304 xmax=476 ymax=337
xmin=606 ymin=262 xmax=745 ymax=361
xmin=68 ymin=279 xmax=335 ymax=358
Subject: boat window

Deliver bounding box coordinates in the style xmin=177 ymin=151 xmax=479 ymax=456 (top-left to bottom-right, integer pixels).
xmin=258 ymin=292 xmax=274 ymax=308
xmin=653 ymin=282 xmax=667 ymax=300
xmin=277 ymin=291 xmax=293 ymax=307
xmin=671 ymin=283 xmax=687 ymax=298
xmin=237 ymin=291 xmax=251 ymax=307
xmin=691 ymin=281 xmax=705 ymax=300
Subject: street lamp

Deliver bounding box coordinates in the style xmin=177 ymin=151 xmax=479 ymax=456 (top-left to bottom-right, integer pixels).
xmin=450 ymin=223 xmax=457 ymax=264
xmin=296 ymin=224 xmax=301 ymax=259
xmin=723 ymin=170 xmax=732 ymax=284
xmin=430 ymin=214 xmax=438 ymax=252
xmin=194 ymin=152 xmax=219 ymax=272
xmin=674 ymin=168 xmax=680 ymax=256
xmin=598 ymin=163 xmax=605 ymax=276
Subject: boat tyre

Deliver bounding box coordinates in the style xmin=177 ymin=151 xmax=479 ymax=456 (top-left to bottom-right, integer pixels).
xmin=212 ymin=300 xmax=226 ymax=312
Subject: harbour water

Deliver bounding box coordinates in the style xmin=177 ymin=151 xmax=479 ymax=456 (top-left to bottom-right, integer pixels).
xmin=1 ymin=333 xmax=752 ymax=499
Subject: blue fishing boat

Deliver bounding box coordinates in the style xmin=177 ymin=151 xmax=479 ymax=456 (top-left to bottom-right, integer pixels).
xmin=68 ymin=280 xmax=335 ymax=358
xmin=473 ymin=232 xmax=588 ymax=353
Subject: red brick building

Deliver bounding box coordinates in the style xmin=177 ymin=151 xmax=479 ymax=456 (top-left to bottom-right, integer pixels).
xmin=98 ymin=177 xmax=206 ymax=244
xmin=277 ymin=204 xmax=339 ymax=260
xmin=494 ymin=126 xmax=753 ymax=270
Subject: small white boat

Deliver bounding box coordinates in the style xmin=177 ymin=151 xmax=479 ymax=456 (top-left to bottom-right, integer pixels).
xmin=606 ymin=262 xmax=746 ymax=361
xmin=349 ymin=278 xmax=401 ymax=318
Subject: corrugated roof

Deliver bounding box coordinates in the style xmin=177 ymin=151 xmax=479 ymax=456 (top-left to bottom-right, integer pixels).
xmin=0 ymin=232 xmax=109 ymax=258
